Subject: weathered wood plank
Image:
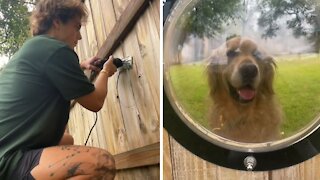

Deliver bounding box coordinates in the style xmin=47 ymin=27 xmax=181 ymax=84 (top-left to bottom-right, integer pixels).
xmin=168 ymin=135 xmax=268 ymax=180
xmin=114 ymin=30 xmax=159 ymax=149
xmin=89 ymin=0 xmax=107 ymax=48
xmin=114 ymin=142 xmax=159 ymax=170
xmin=70 ymin=0 xmax=160 ymax=179
xmin=83 ymin=0 xmax=99 ymax=57
xmin=96 ymin=0 xmax=129 ymax=155
xmin=73 ymin=1 xmax=160 ymax=154
xmin=99 ymin=0 xmax=117 ymax=35
xmin=116 ymin=165 xmax=159 ymax=180
xmin=96 ymin=0 xmax=153 ymax=59
xmin=164 ymin=130 xmax=173 ymax=180
xmin=270 ymin=154 xmax=320 ymax=180
xmin=166 ymin=132 xmax=320 ymax=180
xmin=149 ymin=0 xmax=160 ymax=36
xmin=136 ymin=2 xmax=160 ymax=117
xmin=96 ymin=0 xmax=159 ymax=155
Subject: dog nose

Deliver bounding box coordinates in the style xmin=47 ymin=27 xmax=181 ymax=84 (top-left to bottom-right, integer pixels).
xmin=239 ymin=62 xmax=258 ymax=81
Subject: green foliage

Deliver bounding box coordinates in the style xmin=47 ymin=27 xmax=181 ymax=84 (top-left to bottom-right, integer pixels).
xmin=169 ymin=55 xmax=320 ymax=136
xmin=178 ymin=0 xmax=241 ymax=40
xmin=0 ymin=0 xmax=35 ymax=57
xmin=174 ymin=0 xmax=320 ymax=52
xmin=258 ymin=0 xmax=320 ymax=51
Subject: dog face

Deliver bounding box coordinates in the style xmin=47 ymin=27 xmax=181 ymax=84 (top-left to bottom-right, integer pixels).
xmin=207 ymin=37 xmax=276 ymax=104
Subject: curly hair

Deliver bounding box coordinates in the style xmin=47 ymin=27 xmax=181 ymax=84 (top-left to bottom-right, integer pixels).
xmin=30 ymin=0 xmax=88 ymax=36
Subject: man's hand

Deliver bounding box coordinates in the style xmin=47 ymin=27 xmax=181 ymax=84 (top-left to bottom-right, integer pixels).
xmin=76 ymin=56 xmax=118 ymax=112
xmin=80 ymin=56 xmax=101 ymax=72
xmin=102 ymin=56 xmax=117 ymax=77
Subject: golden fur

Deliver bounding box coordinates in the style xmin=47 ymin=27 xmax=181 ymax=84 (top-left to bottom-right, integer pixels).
xmin=207 ymin=37 xmax=282 ymax=143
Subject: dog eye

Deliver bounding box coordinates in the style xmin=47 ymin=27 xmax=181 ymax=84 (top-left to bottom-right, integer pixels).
xmin=252 ymin=50 xmax=263 ymax=60
xmin=226 ymin=50 xmax=238 ymax=57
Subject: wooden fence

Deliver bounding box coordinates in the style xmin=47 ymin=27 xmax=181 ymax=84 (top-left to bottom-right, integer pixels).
xmin=164 ymin=130 xmax=320 ymax=180
xmin=68 ymin=0 xmax=160 ymax=179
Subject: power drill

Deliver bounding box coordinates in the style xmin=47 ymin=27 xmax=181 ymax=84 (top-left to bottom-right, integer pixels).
xmin=90 ymin=56 xmax=133 ymax=81
xmin=95 ymin=58 xmax=124 ymax=69
xmin=95 ymin=57 xmax=133 ymax=69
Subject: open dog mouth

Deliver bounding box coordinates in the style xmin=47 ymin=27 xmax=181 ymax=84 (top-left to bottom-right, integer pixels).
xmin=238 ymin=86 xmax=256 ymax=102
xmin=229 ymin=84 xmax=256 ymax=103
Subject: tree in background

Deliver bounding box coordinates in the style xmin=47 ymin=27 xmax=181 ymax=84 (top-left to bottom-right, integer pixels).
xmin=178 ymin=0 xmax=241 ymax=43
xmin=0 ymin=0 xmax=35 ymax=57
xmin=168 ymin=0 xmax=242 ymax=63
xmin=257 ymin=0 xmax=320 ymax=52
xmin=174 ymin=0 xmax=320 ymax=44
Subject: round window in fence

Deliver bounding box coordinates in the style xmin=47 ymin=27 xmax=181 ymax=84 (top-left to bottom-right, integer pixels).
xmin=164 ymin=0 xmax=320 ymax=171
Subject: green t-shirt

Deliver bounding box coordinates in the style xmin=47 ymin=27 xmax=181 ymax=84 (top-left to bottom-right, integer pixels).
xmin=0 ymin=35 xmax=94 ymax=178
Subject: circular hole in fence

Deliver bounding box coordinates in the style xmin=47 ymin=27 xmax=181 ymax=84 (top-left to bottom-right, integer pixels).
xmin=164 ymin=0 xmax=320 ymax=171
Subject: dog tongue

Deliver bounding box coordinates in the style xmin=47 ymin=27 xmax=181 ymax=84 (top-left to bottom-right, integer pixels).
xmin=238 ymin=88 xmax=256 ymax=100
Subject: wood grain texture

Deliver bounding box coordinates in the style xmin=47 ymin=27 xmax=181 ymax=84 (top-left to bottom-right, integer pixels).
xmin=69 ymin=0 xmax=160 ymax=179
xmin=164 ymin=133 xmax=320 ymax=180
xmin=163 ymin=130 xmax=173 ymax=180
xmin=114 ymin=142 xmax=160 ymax=170
xmin=116 ymin=165 xmax=160 ymax=179
xmin=96 ymin=0 xmax=152 ymax=59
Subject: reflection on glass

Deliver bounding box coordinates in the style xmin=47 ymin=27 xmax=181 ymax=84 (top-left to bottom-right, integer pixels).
xmin=164 ymin=0 xmax=320 ymax=144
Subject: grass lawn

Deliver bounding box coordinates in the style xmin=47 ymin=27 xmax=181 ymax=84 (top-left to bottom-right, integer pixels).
xmin=169 ymin=54 xmax=320 ymax=137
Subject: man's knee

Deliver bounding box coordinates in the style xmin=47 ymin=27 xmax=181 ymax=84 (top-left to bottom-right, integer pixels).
xmin=30 ymin=146 xmax=116 ymax=179
xmin=91 ymin=148 xmax=116 ymax=178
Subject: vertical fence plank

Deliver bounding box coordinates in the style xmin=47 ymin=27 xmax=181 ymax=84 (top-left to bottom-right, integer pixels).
xmin=168 ymin=136 xmax=269 ymax=180
xmin=69 ymin=0 xmax=159 ymax=179
xmin=166 ymin=132 xmax=320 ymax=180
xmin=164 ymin=130 xmax=173 ymax=180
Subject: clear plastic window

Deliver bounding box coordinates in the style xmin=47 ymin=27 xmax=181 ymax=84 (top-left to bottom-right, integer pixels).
xmin=164 ymin=0 xmax=320 ymax=152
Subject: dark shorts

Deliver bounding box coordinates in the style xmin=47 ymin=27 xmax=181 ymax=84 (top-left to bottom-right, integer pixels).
xmin=9 ymin=149 xmax=43 ymax=180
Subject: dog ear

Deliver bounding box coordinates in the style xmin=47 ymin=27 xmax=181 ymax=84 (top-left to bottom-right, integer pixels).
xmin=264 ymin=56 xmax=277 ymax=68
xmin=239 ymin=39 xmax=257 ymax=54
xmin=207 ymin=64 xmax=224 ymax=95
xmin=260 ymin=56 xmax=276 ymax=95
xmin=226 ymin=37 xmax=241 ymax=53
xmin=226 ymin=37 xmax=241 ymax=62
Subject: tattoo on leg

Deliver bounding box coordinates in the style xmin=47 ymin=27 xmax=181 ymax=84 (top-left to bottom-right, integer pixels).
xmin=94 ymin=152 xmax=116 ymax=175
xmin=44 ymin=146 xmax=94 ymax=179
xmin=67 ymin=163 xmax=82 ymax=177
xmin=42 ymin=146 xmax=115 ymax=179
xmin=48 ymin=146 xmax=93 ymax=168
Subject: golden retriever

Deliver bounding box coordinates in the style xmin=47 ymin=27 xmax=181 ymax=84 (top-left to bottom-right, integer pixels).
xmin=206 ymin=36 xmax=282 ymax=143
